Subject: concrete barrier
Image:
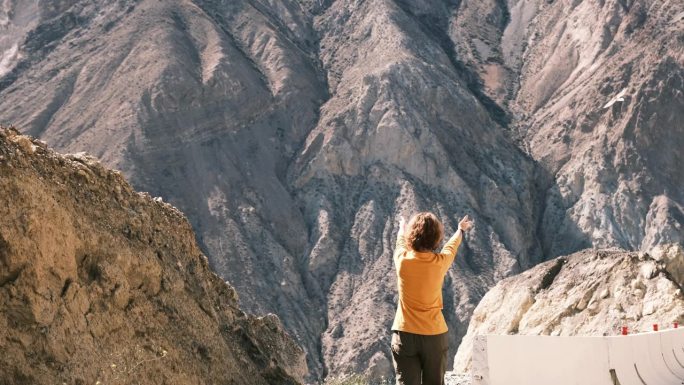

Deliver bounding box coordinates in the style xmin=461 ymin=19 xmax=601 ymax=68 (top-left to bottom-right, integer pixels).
xmin=669 ymin=329 xmax=684 ymax=375
xmin=632 ymin=332 xmax=682 ymax=384
xmin=660 ymin=330 xmax=684 ymax=378
xmin=607 ymin=336 xmax=644 ymax=385
xmin=471 ymin=328 xmax=684 ymax=385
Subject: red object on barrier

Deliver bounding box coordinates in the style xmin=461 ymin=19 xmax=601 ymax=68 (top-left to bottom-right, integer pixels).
xmin=675 ymin=322 xmax=679 ymax=329
xmin=621 ymin=326 xmax=628 ymax=335
xmin=653 ymin=324 xmax=659 ymax=331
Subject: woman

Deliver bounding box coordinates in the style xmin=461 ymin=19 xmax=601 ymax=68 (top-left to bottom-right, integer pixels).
xmin=391 ymin=212 xmax=473 ymax=385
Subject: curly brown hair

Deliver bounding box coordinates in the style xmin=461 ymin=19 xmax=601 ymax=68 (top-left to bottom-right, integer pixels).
xmin=405 ymin=212 xmax=444 ymax=252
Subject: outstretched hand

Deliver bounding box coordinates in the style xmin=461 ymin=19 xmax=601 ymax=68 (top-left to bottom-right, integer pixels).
xmin=399 ymin=216 xmax=406 ymax=233
xmin=458 ymin=215 xmax=473 ymax=232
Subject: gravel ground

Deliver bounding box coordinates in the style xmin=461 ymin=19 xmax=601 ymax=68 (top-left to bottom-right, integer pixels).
xmin=445 ymin=372 xmax=471 ymax=385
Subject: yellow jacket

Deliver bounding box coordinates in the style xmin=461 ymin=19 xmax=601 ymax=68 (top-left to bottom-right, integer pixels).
xmin=391 ymin=228 xmax=462 ymax=335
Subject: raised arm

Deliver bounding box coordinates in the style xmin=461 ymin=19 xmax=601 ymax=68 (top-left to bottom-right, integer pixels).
xmin=440 ymin=215 xmax=473 ymax=266
xmin=394 ymin=216 xmax=408 ymax=262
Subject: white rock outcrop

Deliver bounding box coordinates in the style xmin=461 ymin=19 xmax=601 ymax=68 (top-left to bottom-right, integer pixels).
xmin=454 ymin=247 xmax=684 ymax=372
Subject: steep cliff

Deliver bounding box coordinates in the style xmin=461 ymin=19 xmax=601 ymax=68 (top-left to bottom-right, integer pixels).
xmin=0 ymin=127 xmax=306 ymax=384
xmin=0 ymin=0 xmax=682 ymax=380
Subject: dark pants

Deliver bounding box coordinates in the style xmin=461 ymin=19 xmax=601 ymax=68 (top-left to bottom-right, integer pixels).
xmin=391 ymin=330 xmax=449 ymax=385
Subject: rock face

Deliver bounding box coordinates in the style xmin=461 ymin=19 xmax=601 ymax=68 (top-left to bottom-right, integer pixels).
xmin=0 ymin=127 xmax=306 ymax=385
xmin=0 ymin=0 xmax=682 ymax=381
xmin=454 ymin=248 xmax=684 ymax=372
xmin=455 ymin=0 xmax=684 ymax=255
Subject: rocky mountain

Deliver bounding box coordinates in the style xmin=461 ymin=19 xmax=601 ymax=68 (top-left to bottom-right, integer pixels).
xmin=0 ymin=0 xmax=682 ymax=381
xmin=0 ymin=127 xmax=306 ymax=385
xmin=452 ymin=0 xmax=684 ymax=253
xmin=453 ymin=246 xmax=684 ymax=372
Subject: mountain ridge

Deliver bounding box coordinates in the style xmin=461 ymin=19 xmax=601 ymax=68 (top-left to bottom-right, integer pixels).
xmin=0 ymin=0 xmax=682 ymax=380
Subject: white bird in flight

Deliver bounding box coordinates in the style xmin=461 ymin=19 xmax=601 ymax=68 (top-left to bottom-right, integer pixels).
xmin=603 ymin=88 xmax=628 ymax=109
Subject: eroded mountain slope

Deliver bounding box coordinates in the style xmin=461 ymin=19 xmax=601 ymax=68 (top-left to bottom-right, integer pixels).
xmin=0 ymin=127 xmax=306 ymax=384
xmin=1 ymin=0 xmax=331 ymax=377
xmin=298 ymin=0 xmax=544 ymax=377
xmin=0 ymin=0 xmax=682 ymax=380
xmin=452 ymin=0 xmax=684 ymax=256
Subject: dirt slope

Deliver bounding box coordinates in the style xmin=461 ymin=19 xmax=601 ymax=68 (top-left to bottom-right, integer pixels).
xmin=0 ymin=127 xmax=306 ymax=385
